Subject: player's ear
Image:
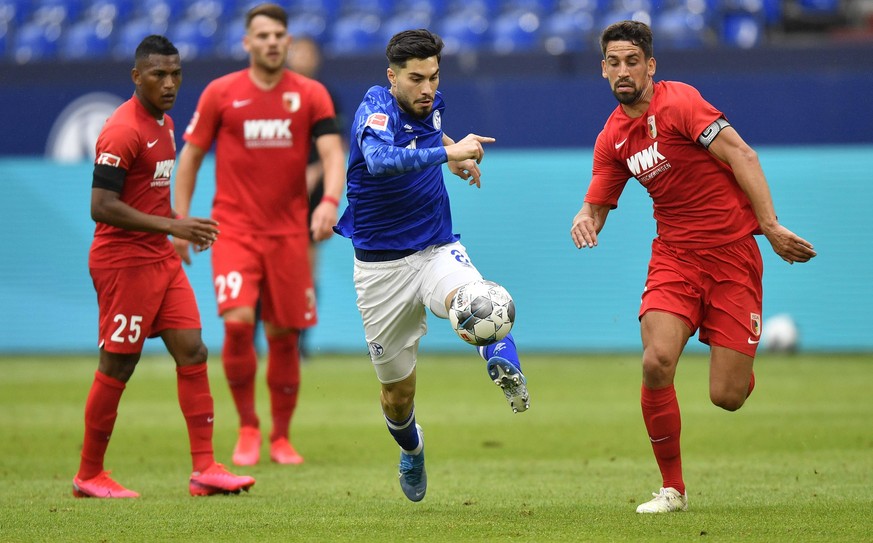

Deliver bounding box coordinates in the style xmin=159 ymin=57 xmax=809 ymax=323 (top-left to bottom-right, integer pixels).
xmin=648 ymin=57 xmax=656 ymax=77
xmin=131 ymin=67 xmax=140 ymax=86
xmin=600 ymin=59 xmax=607 ymax=79
xmin=387 ymin=67 xmax=396 ymax=87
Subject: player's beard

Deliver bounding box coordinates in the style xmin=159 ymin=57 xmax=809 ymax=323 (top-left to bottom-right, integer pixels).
xmin=397 ymin=94 xmax=432 ymax=119
xmin=612 ymin=81 xmax=643 ymax=105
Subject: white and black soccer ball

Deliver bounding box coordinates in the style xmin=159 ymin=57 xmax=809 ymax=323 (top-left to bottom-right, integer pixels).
xmin=448 ymin=280 xmax=515 ymax=346
xmin=761 ymin=313 xmax=799 ymax=353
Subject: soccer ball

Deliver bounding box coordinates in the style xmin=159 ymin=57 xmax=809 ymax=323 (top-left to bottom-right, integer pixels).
xmin=448 ymin=280 xmax=515 ymax=346
xmin=761 ymin=313 xmax=799 ymax=353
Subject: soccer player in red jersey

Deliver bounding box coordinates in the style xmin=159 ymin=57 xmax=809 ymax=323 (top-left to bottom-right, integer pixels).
xmin=570 ymin=21 xmax=817 ymax=513
xmin=173 ymin=4 xmax=345 ymax=466
xmin=74 ymin=35 xmax=255 ymax=498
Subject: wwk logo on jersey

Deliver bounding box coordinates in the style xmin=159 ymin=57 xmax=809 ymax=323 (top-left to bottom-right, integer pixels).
xmin=626 ymin=142 xmax=670 ymax=184
xmin=96 ymin=152 xmax=121 ymax=167
xmin=243 ymin=119 xmax=292 ymax=148
xmin=151 ymin=159 xmax=174 ymax=187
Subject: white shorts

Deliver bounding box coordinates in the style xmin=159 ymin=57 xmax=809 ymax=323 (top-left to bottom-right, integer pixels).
xmin=353 ymin=241 xmax=483 ymax=384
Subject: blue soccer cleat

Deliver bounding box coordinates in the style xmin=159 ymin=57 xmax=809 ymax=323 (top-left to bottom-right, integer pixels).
xmin=487 ymin=356 xmax=530 ymax=413
xmin=398 ymin=424 xmax=427 ymax=502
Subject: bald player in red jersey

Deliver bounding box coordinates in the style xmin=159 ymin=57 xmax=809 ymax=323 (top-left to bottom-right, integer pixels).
xmin=173 ymin=3 xmax=345 ymax=466
xmin=74 ymin=35 xmax=254 ymax=499
xmin=570 ymin=21 xmax=817 ymax=514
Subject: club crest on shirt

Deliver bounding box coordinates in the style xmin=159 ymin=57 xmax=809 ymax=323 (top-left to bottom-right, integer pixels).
xmin=750 ymin=313 xmax=761 ymax=337
xmin=366 ymin=113 xmax=388 ymax=131
xmin=433 ymin=110 xmax=441 ymax=130
xmin=96 ymin=152 xmax=120 ymax=167
xmin=647 ymin=115 xmax=657 ymax=139
xmin=283 ymin=92 xmax=301 ymax=113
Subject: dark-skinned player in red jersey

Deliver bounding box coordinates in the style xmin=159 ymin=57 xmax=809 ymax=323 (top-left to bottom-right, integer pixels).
xmin=73 ymin=35 xmax=254 ymax=498
xmin=570 ymin=20 xmax=816 ymax=514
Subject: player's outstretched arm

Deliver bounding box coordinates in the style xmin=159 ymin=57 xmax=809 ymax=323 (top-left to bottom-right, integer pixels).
xmin=443 ymin=133 xmax=495 ymax=188
xmin=444 ymin=134 xmax=495 ymax=164
xmin=91 ymin=188 xmax=219 ymax=250
xmin=707 ymin=127 xmax=817 ymax=264
xmin=571 ymin=202 xmax=610 ymax=249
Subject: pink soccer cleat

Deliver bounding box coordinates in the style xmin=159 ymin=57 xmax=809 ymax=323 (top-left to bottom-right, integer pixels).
xmin=72 ymin=471 xmax=140 ymax=499
xmin=270 ymin=437 xmax=304 ymax=465
xmin=189 ymin=463 xmax=255 ymax=496
xmin=232 ymin=426 xmax=261 ymax=466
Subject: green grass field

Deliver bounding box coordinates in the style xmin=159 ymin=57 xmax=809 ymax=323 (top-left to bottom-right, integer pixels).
xmin=0 ymin=353 xmax=871 ymax=542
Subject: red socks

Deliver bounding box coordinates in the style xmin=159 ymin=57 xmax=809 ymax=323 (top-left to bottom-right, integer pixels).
xmin=266 ymin=332 xmax=301 ymax=443
xmin=222 ymin=321 xmax=259 ymax=429
xmin=641 ymin=384 xmax=684 ymax=494
xmin=77 ymin=371 xmax=125 ymax=481
xmin=176 ymin=363 xmax=215 ymax=472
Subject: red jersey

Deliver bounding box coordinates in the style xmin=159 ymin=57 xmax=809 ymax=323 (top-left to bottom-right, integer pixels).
xmin=586 ymin=81 xmax=759 ymax=248
xmin=89 ymin=96 xmax=177 ymax=268
xmin=183 ymin=69 xmax=336 ymax=235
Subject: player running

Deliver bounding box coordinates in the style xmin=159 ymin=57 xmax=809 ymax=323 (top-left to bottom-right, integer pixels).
xmin=570 ymin=20 xmax=816 ymax=513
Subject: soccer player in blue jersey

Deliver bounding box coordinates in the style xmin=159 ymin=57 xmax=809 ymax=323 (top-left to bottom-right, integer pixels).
xmin=334 ymin=29 xmax=529 ymax=502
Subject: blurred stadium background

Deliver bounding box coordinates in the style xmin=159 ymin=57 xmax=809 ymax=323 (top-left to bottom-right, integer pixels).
xmin=1 ymin=0 xmax=871 ymax=355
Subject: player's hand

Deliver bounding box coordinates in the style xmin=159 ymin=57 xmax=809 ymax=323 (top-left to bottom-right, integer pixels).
xmin=445 ymin=134 xmax=495 ymax=164
xmin=763 ymin=224 xmax=816 ymax=264
xmin=170 ymin=217 xmax=219 ymax=262
xmin=310 ymin=201 xmax=338 ymax=242
xmin=570 ymin=210 xmax=598 ymax=249
xmin=172 ymin=237 xmax=192 ymax=265
xmin=448 ymin=158 xmax=482 ymax=188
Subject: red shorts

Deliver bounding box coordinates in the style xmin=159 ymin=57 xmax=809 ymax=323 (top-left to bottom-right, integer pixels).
xmin=90 ymin=257 xmax=201 ymax=354
xmin=211 ymin=231 xmax=317 ymax=329
xmin=640 ymin=235 xmax=763 ymax=357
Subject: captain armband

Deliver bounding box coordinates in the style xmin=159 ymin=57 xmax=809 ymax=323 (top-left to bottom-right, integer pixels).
xmin=92 ymin=163 xmax=126 ymax=192
xmin=697 ymin=117 xmax=731 ymax=149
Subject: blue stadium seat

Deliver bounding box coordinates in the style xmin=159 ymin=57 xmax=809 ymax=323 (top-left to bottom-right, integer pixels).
xmin=435 ymin=9 xmax=490 ymax=54
xmin=653 ymin=7 xmax=710 ymax=48
xmin=168 ymin=17 xmax=218 ymax=59
xmin=445 ymin=0 xmax=501 ymax=17
xmin=12 ymin=21 xmax=61 ymax=62
xmin=380 ymin=10 xmax=433 ymax=45
xmin=720 ymin=11 xmax=764 ymax=47
xmin=60 ymin=19 xmax=112 ymax=59
xmin=216 ymin=15 xmax=246 ymax=59
xmin=113 ymin=16 xmax=169 ymax=59
xmin=340 ymin=0 xmax=396 ymax=16
xmin=85 ymin=0 xmax=138 ymax=22
xmin=0 ymin=20 xmax=9 ymax=60
xmin=599 ymin=9 xmax=652 ymax=30
xmin=0 ymin=0 xmax=34 ymax=26
xmin=541 ymin=8 xmax=596 ymax=53
xmin=136 ymin=0 xmax=186 ymax=21
xmin=288 ymin=11 xmax=329 ymax=42
xmin=32 ymin=0 xmax=83 ymax=25
xmin=490 ymin=9 xmax=542 ymax=54
xmin=288 ymin=0 xmax=343 ymax=19
xmin=325 ymin=14 xmax=382 ymax=55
